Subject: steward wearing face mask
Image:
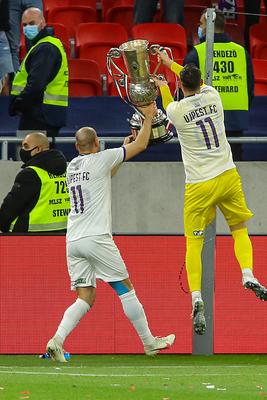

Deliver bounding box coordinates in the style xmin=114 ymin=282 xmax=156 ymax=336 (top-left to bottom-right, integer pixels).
xmin=9 ymin=7 xmax=68 ymax=142
xmin=0 ymin=132 xmax=70 ymax=233
xmin=184 ymin=9 xmax=254 ymax=161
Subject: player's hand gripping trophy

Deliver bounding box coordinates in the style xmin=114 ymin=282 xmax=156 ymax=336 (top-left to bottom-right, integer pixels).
xmin=107 ymin=40 xmax=173 ymax=144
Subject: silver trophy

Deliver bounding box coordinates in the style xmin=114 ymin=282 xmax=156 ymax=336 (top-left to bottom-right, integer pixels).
xmin=107 ymin=39 xmax=173 ymax=144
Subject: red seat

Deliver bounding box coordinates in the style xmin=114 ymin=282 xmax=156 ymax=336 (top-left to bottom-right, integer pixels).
xmin=225 ymin=22 xmax=245 ymax=45
xmin=102 ymin=0 xmax=134 ymax=37
xmin=234 ymin=1 xmax=245 ymax=28
xmin=132 ymin=23 xmax=187 ymax=60
xmin=107 ymin=56 xmax=128 ymax=96
xmin=75 ymin=22 xmax=129 ymax=74
xmin=250 ymin=23 xmax=267 ymax=59
xmin=19 ymin=32 xmax=26 ymax=61
xmin=43 ymin=0 xmax=96 ymax=19
xmin=184 ymin=4 xmax=207 ymax=46
xmin=47 ymin=6 xmax=97 ymax=38
xmin=252 ymin=59 xmax=267 ymax=95
xmin=47 ymin=23 xmax=71 ymax=58
xmin=68 ymin=59 xmax=102 ymax=96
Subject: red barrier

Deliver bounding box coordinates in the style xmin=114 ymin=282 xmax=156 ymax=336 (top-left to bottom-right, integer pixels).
xmin=0 ymin=235 xmax=191 ymax=354
xmin=214 ymin=236 xmax=267 ymax=353
xmin=1 ymin=235 xmax=267 ymax=354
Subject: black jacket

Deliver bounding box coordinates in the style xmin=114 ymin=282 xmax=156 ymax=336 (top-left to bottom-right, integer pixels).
xmin=184 ymin=33 xmax=254 ymax=131
xmin=9 ymin=27 xmax=67 ymax=129
xmin=0 ymin=0 xmax=10 ymax=32
xmin=0 ymin=149 xmax=67 ymax=232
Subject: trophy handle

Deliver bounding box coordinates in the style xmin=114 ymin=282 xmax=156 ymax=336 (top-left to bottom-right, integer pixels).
xmin=148 ymin=45 xmax=174 ymax=75
xmin=149 ymin=44 xmax=172 ymax=58
xmin=107 ymin=47 xmax=130 ymax=101
xmin=107 ymin=47 xmax=138 ymax=112
xmin=149 ymin=44 xmax=161 ymax=55
xmin=148 ymin=45 xmax=180 ymax=99
xmin=107 ymin=47 xmax=124 ymax=79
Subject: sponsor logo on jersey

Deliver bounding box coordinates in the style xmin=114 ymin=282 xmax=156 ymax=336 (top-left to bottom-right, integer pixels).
xmin=73 ymin=278 xmax=87 ymax=286
xmin=193 ymin=230 xmax=204 ymax=236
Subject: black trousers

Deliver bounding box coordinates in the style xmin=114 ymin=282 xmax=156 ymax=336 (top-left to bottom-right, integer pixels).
xmin=244 ymin=0 xmax=267 ymax=49
xmin=19 ymin=115 xmax=61 ymax=148
xmin=134 ymin=0 xmax=184 ymax=25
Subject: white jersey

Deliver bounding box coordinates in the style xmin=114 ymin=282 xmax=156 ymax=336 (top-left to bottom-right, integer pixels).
xmin=166 ymin=85 xmax=235 ymax=183
xmin=66 ymin=147 xmax=125 ymax=242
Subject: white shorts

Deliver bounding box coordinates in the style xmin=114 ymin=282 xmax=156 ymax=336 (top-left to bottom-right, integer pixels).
xmin=66 ymin=235 xmax=129 ymax=290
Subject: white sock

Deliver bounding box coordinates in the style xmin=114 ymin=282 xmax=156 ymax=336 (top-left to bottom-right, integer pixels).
xmin=54 ymin=298 xmax=90 ymax=345
xmin=242 ymin=268 xmax=254 ymax=282
xmin=192 ymin=290 xmax=202 ymax=307
xmin=119 ymin=290 xmax=155 ymax=346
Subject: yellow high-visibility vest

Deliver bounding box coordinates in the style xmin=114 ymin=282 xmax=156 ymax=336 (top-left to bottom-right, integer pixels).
xmin=11 ymin=36 xmax=68 ymax=107
xmin=195 ymin=41 xmax=248 ymax=110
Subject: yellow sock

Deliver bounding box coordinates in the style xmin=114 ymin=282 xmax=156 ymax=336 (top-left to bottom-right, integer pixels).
xmin=186 ymin=237 xmax=204 ymax=292
xmin=231 ymin=227 xmax=253 ymax=271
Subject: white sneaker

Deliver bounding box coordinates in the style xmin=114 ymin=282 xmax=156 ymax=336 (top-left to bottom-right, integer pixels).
xmin=243 ymin=277 xmax=267 ymax=301
xmin=192 ymin=298 xmax=206 ymax=335
xmin=46 ymin=338 xmax=67 ymax=363
xmin=242 ymin=276 xmax=259 ymax=286
xmin=144 ymin=334 xmax=176 ymax=356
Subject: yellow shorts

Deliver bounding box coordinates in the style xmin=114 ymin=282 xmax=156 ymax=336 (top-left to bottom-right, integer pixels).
xmin=184 ymin=168 xmax=253 ymax=238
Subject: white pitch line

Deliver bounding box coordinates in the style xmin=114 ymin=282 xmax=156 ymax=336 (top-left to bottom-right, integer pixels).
xmin=0 ymin=365 xmax=266 ymax=370
xmin=0 ymin=370 xmax=266 ymax=378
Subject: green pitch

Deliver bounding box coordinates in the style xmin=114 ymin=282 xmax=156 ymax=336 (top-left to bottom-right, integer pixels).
xmin=0 ymin=354 xmax=267 ymax=400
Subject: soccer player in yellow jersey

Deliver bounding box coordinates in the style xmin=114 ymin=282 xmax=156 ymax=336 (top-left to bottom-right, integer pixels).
xmin=153 ymin=50 xmax=267 ymax=335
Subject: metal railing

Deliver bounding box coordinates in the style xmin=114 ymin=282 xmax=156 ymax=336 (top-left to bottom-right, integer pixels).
xmin=0 ymin=136 xmax=123 ymax=160
xmin=1 ymin=136 xmax=267 ymax=161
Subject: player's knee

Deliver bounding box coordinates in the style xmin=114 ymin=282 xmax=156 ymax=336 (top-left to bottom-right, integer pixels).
xmin=78 ymin=296 xmax=95 ymax=308
xmin=229 ymin=221 xmax=246 ymax=232
xmin=108 ymin=281 xmax=131 ymax=296
xmin=186 ymin=236 xmax=204 ymax=249
xmin=77 ymin=287 xmax=96 ymax=307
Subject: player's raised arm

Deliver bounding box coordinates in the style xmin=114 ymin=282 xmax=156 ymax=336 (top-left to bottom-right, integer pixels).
xmin=123 ymin=102 xmax=157 ymax=161
xmin=156 ymin=48 xmax=184 ymax=78
xmin=152 ymin=76 xmax=174 ymax=111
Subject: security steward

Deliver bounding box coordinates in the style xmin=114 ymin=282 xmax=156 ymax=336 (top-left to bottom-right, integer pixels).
xmin=9 ymin=7 xmax=68 ymax=143
xmin=0 ymin=132 xmax=70 ymax=233
xmin=184 ymin=9 xmax=254 ymax=161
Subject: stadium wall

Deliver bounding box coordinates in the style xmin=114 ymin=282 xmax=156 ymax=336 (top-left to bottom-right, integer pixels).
xmin=0 ymin=235 xmax=267 ymax=354
xmin=1 ymin=161 xmax=267 ymax=234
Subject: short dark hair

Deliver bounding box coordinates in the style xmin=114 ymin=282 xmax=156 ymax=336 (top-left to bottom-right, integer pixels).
xmin=180 ymin=64 xmax=201 ymax=91
xmin=214 ymin=9 xmax=225 ymax=31
xmin=202 ymin=8 xmax=225 ymax=32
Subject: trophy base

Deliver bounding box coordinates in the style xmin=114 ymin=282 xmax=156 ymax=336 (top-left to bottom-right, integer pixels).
xmin=149 ymin=130 xmax=173 ymax=145
xmin=129 ymin=110 xmax=173 ymax=145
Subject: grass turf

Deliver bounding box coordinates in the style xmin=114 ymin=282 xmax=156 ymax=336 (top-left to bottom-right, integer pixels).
xmin=0 ymin=354 xmax=266 ymax=400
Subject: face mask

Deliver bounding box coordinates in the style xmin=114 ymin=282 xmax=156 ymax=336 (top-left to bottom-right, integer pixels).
xmin=198 ymin=26 xmax=204 ymax=40
xmin=19 ymin=146 xmax=38 ymax=163
xmin=23 ymin=25 xmax=39 ymax=40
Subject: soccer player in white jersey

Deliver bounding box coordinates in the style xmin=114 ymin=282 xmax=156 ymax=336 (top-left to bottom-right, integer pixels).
xmin=46 ymin=102 xmax=175 ymax=361
xmin=153 ymin=52 xmax=267 ymax=335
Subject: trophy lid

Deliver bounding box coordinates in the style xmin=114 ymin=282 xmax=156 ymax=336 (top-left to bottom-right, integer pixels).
xmin=119 ymin=39 xmax=149 ymax=52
